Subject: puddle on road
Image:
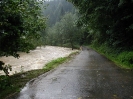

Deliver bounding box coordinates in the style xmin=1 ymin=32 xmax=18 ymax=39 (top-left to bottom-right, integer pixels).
xmin=0 ymin=46 xmax=77 ymax=75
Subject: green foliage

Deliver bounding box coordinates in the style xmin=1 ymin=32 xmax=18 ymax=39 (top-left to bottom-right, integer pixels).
xmin=68 ymin=0 xmax=133 ymax=68
xmin=0 ymin=0 xmax=46 ymax=73
xmin=45 ymin=12 xmax=83 ymax=49
xmin=42 ymin=0 xmax=86 ymax=49
xmin=41 ymin=0 xmax=83 ymax=49
xmin=117 ymin=51 xmax=133 ymax=68
xmin=0 ymin=0 xmax=45 ymax=57
xmin=43 ymin=0 xmax=75 ymax=26
xmin=68 ymin=0 xmax=133 ymax=51
xmin=0 ymin=76 xmax=11 ymax=90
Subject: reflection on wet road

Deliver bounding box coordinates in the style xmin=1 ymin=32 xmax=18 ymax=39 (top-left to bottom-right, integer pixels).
xmin=11 ymin=47 xmax=133 ymax=99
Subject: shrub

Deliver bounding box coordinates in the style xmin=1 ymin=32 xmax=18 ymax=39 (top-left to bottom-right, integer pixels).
xmin=117 ymin=51 xmax=133 ymax=68
xmin=0 ymin=76 xmax=11 ymax=90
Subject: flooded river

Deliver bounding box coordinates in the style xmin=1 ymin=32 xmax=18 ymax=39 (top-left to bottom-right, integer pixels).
xmin=0 ymin=46 xmax=77 ymax=75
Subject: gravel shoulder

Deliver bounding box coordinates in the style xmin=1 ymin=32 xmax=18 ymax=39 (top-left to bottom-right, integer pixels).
xmin=0 ymin=46 xmax=78 ymax=75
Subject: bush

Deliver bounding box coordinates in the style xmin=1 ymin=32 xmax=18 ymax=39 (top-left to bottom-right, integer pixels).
xmin=0 ymin=76 xmax=11 ymax=90
xmin=117 ymin=51 xmax=133 ymax=68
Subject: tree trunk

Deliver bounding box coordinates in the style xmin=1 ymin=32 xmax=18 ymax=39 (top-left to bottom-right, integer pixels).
xmin=70 ymin=38 xmax=74 ymax=50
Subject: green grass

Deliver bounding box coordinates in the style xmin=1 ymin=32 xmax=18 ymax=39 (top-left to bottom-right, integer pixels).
xmin=0 ymin=51 xmax=79 ymax=99
xmin=116 ymin=51 xmax=133 ymax=68
xmin=90 ymin=44 xmax=133 ymax=69
xmin=44 ymin=57 xmax=67 ymax=70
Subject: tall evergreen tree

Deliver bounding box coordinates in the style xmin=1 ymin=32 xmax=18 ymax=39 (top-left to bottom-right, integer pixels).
xmin=43 ymin=0 xmax=75 ymax=26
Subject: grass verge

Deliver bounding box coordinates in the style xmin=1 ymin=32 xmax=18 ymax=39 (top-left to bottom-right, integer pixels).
xmin=0 ymin=51 xmax=79 ymax=99
xmin=90 ymin=45 xmax=133 ymax=69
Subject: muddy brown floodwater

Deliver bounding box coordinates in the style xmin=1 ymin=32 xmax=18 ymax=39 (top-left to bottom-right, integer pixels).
xmin=0 ymin=46 xmax=77 ymax=75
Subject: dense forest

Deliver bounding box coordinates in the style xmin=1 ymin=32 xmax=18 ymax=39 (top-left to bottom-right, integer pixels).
xmin=68 ymin=0 xmax=133 ymax=68
xmin=43 ymin=0 xmax=75 ymax=26
xmin=68 ymin=0 xmax=133 ymax=51
xmin=42 ymin=0 xmax=86 ymax=49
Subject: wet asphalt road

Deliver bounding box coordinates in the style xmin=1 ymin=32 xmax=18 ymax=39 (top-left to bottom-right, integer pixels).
xmin=11 ymin=47 xmax=133 ymax=99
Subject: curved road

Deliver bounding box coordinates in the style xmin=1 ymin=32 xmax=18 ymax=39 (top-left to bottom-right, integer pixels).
xmin=11 ymin=47 xmax=133 ymax=99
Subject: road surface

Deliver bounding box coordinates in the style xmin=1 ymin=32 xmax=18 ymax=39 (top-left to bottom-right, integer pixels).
xmin=10 ymin=47 xmax=133 ymax=99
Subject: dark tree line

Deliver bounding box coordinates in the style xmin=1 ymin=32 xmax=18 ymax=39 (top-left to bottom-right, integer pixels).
xmin=68 ymin=0 xmax=133 ymax=51
xmin=67 ymin=0 xmax=133 ymax=68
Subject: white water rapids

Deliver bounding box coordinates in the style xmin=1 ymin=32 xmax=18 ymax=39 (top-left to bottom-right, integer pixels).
xmin=0 ymin=46 xmax=78 ymax=75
